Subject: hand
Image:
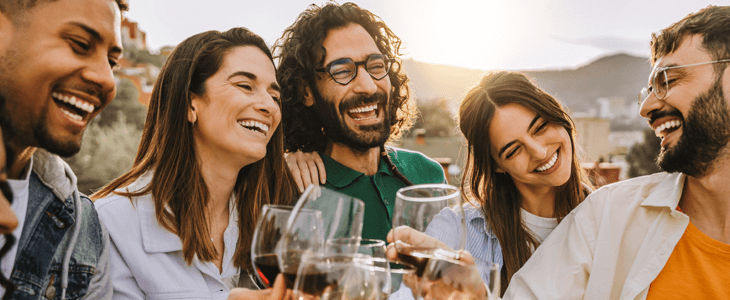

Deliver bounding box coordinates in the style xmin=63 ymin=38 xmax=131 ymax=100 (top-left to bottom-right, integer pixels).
xmin=228 ymin=274 xmax=291 ymax=300
xmin=285 ymin=151 xmax=326 ymax=193
xmin=386 ymin=225 xmax=451 ymax=262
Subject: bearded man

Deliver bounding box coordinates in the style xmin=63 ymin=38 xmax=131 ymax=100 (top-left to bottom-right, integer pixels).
xmin=276 ymin=2 xmax=446 ymax=241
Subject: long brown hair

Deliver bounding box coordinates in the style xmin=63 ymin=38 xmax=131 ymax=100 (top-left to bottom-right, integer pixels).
xmin=92 ymin=28 xmax=296 ymax=269
xmin=459 ymin=71 xmax=591 ymax=291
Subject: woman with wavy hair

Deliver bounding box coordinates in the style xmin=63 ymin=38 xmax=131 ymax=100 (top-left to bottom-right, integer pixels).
xmin=92 ymin=27 xmax=296 ymax=299
xmin=424 ymin=71 xmax=592 ymax=293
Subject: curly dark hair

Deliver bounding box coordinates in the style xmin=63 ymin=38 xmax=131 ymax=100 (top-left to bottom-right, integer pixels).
xmin=274 ymin=2 xmax=416 ymax=153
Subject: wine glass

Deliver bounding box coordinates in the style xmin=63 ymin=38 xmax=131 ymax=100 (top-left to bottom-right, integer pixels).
xmin=325 ymin=237 xmax=387 ymax=258
xmin=277 ymin=185 xmax=366 ymax=284
xmin=421 ymin=254 xmax=501 ymax=300
xmin=250 ymin=205 xmax=322 ymax=289
xmin=391 ymin=184 xmax=466 ymax=278
xmin=293 ymin=252 xmax=387 ymax=300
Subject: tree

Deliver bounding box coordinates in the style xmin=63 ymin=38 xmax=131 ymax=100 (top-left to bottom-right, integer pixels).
xmin=64 ymin=115 xmax=143 ymax=194
xmin=97 ymin=77 xmax=147 ymax=129
xmin=410 ymin=98 xmax=456 ymax=137
xmin=626 ymin=128 xmax=662 ymax=178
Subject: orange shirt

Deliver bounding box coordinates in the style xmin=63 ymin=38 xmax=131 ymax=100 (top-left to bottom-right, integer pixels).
xmin=647 ymin=220 xmax=730 ymax=299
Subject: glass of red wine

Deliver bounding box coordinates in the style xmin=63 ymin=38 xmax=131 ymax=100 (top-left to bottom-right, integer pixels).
xmin=277 ymin=185 xmax=366 ymax=284
xmin=250 ymin=205 xmax=322 ymax=289
xmin=391 ymin=184 xmax=466 ymax=297
xmin=293 ymin=252 xmax=387 ymax=300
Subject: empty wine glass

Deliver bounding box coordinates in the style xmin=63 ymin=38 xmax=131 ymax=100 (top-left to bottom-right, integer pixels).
xmin=250 ymin=205 xmax=322 ymax=289
xmin=277 ymin=185 xmax=366 ymax=285
xmin=391 ymin=184 xmax=466 ymax=278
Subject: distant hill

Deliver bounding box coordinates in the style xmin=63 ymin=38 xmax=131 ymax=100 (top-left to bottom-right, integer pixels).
xmin=401 ymin=53 xmax=652 ymax=116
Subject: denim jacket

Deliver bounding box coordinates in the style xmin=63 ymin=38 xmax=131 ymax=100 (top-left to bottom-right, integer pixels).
xmin=7 ymin=149 xmax=111 ymax=300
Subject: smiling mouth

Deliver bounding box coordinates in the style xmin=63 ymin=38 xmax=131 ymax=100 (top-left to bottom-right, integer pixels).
xmin=535 ymin=150 xmax=559 ymax=172
xmin=654 ymin=119 xmax=683 ymax=140
xmin=347 ymin=103 xmax=379 ymax=121
xmin=238 ymin=120 xmax=269 ymax=135
xmin=52 ymin=92 xmax=95 ymax=122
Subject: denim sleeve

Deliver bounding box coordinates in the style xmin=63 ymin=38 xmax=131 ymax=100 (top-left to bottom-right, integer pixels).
xmin=424 ymin=207 xmax=461 ymax=251
xmin=82 ymin=221 xmax=112 ymax=300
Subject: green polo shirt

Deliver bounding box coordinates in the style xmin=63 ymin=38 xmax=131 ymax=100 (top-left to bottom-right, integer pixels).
xmin=320 ymin=146 xmax=446 ymax=241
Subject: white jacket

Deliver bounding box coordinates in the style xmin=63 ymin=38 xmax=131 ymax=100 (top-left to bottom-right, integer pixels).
xmin=95 ymin=172 xmax=241 ymax=300
xmin=504 ymin=172 xmax=689 ymax=300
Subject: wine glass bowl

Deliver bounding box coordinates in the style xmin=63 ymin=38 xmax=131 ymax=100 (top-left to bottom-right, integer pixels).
xmin=250 ymin=205 xmax=322 ymax=289
xmin=293 ymin=252 xmax=388 ymax=300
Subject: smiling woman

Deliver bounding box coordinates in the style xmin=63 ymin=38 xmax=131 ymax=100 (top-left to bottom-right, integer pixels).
xmin=90 ymin=27 xmax=296 ymax=299
xmin=424 ymin=71 xmax=593 ymax=293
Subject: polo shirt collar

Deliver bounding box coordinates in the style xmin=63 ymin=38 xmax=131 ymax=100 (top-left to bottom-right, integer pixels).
xmin=320 ymin=153 xmax=393 ymax=188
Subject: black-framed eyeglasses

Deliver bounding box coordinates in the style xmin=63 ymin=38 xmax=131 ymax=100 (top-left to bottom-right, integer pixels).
xmin=315 ymin=54 xmax=395 ymax=85
xmin=638 ymin=59 xmax=730 ymax=106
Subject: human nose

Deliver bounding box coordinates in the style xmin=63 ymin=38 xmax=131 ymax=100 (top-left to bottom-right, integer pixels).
xmin=350 ymin=64 xmax=378 ymax=95
xmin=639 ymin=89 xmax=663 ymax=119
xmin=525 ymin=138 xmax=548 ymax=161
xmin=81 ymin=56 xmax=116 ymax=101
xmin=255 ymin=93 xmax=280 ymax=117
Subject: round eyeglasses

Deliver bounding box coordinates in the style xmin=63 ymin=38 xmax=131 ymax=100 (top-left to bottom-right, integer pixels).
xmin=638 ymin=59 xmax=730 ymax=106
xmin=315 ymin=54 xmax=394 ymax=85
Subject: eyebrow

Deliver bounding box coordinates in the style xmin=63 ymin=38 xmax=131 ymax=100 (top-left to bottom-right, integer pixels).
xmin=497 ymin=115 xmax=541 ymax=158
xmin=228 ymin=71 xmax=281 ymax=92
xmin=70 ymin=22 xmax=123 ymax=54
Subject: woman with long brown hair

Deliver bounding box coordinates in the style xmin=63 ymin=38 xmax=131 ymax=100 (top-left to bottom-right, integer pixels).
xmin=92 ymin=27 xmax=296 ymax=299
xmin=425 ymin=70 xmax=592 ymax=293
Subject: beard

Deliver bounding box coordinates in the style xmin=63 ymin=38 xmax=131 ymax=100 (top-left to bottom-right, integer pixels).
xmin=311 ymin=88 xmax=391 ymax=152
xmin=657 ymin=77 xmax=730 ymax=177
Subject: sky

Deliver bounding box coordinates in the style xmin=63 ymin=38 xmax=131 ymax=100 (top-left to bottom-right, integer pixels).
xmin=126 ymin=0 xmax=729 ymax=71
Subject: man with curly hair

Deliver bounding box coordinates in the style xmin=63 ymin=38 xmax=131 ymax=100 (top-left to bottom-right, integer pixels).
xmin=275 ymin=2 xmax=446 ymax=241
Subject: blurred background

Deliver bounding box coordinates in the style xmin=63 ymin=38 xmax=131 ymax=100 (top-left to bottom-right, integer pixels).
xmin=67 ymin=0 xmax=727 ymax=194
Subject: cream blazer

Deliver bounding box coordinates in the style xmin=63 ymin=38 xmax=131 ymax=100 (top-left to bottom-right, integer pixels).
xmin=503 ymin=172 xmax=689 ymax=300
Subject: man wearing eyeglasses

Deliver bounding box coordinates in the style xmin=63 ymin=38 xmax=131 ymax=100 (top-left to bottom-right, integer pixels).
xmin=275 ymin=2 xmax=446 ymax=242
xmin=489 ymin=5 xmax=730 ymax=300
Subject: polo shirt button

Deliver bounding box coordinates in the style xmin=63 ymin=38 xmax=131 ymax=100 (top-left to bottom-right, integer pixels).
xmin=45 ymin=286 xmax=56 ymax=299
xmin=659 ymin=242 xmax=668 ymax=255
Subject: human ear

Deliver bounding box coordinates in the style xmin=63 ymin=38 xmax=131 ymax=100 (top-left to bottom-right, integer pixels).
xmin=302 ymin=83 xmax=315 ymax=107
xmin=188 ymin=93 xmax=202 ymax=123
xmin=494 ymin=167 xmax=505 ymax=174
xmin=0 ymin=12 xmax=15 ymax=54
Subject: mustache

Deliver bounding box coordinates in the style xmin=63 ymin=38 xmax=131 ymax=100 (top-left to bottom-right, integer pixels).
xmin=648 ymin=108 xmax=683 ymax=125
xmin=338 ymin=92 xmax=387 ymax=112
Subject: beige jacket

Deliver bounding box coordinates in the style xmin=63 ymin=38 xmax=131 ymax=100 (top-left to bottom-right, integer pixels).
xmin=504 ymin=172 xmax=689 ymax=300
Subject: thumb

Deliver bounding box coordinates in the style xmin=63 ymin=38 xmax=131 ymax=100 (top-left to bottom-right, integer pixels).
xmin=268 ymin=274 xmax=286 ymax=300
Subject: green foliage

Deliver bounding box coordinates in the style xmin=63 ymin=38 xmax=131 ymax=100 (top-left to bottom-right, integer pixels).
xmin=410 ymin=99 xmax=456 ymax=137
xmin=64 ymin=115 xmax=142 ymax=195
xmin=97 ymin=78 xmax=147 ymax=129
xmin=126 ymin=48 xmax=165 ymax=68
xmin=626 ymin=128 xmax=662 ymax=178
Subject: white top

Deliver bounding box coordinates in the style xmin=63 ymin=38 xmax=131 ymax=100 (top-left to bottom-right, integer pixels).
xmin=95 ymin=172 xmax=241 ymax=300
xmin=0 ymin=157 xmax=32 ymax=295
xmin=503 ymin=172 xmax=689 ymax=300
xmin=521 ymin=208 xmax=558 ymax=243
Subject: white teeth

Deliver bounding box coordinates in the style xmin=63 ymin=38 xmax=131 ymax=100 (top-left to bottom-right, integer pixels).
xmin=536 ymin=152 xmax=559 ymax=172
xmin=52 ymin=92 xmax=95 ymax=114
xmin=349 ymin=104 xmax=378 ymax=114
xmin=238 ymin=120 xmax=269 ymax=135
xmin=60 ymin=108 xmax=82 ymax=121
xmin=654 ymin=120 xmax=682 ymax=137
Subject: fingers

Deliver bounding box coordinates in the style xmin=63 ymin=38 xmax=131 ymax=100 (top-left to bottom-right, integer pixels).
xmin=286 ymin=154 xmax=305 ymax=193
xmin=304 ymin=154 xmax=319 ymax=189
xmin=227 ymin=288 xmax=270 ymax=300
xmin=311 ymin=152 xmax=326 ymax=184
xmin=268 ymin=274 xmax=286 ymax=300
xmin=294 ymin=152 xmax=314 ymax=190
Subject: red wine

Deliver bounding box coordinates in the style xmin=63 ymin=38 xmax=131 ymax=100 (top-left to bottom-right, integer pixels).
xmin=253 ymin=254 xmax=281 ymax=288
xmin=396 ymin=247 xmax=437 ymax=277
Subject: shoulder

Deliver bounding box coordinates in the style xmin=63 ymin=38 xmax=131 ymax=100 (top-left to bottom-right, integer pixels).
xmin=386 ymin=146 xmax=445 ymax=182
xmin=94 ymin=192 xmax=148 ymax=234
